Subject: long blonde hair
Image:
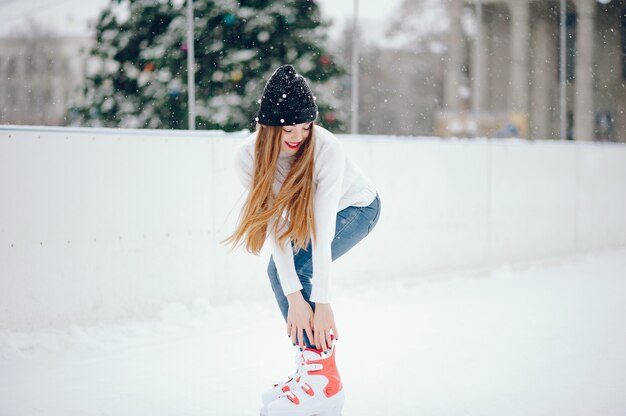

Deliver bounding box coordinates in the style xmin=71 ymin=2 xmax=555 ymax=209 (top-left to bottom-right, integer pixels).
xmin=223 ymin=123 xmax=316 ymax=254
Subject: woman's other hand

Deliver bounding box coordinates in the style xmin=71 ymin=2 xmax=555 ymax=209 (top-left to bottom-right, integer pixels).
xmin=313 ymin=303 xmax=339 ymax=352
xmin=286 ymin=292 xmax=314 ymax=348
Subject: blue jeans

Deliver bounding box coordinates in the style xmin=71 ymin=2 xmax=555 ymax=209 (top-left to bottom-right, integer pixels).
xmin=267 ymin=193 xmax=381 ymax=348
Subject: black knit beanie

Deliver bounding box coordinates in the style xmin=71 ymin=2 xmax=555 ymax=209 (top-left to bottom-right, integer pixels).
xmin=255 ymin=65 xmax=318 ymax=126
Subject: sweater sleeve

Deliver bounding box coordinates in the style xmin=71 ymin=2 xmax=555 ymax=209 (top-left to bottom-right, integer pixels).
xmin=234 ymin=141 xmax=253 ymax=189
xmin=234 ymin=138 xmax=303 ymax=296
xmin=266 ymin=217 xmax=304 ymax=296
xmin=310 ymin=140 xmax=345 ymax=303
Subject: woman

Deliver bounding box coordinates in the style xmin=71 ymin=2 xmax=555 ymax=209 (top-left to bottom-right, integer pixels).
xmin=225 ymin=65 xmax=381 ymax=416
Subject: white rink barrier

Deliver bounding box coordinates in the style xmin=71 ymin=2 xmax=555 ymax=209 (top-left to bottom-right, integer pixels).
xmin=1 ymin=125 xmax=626 ymax=331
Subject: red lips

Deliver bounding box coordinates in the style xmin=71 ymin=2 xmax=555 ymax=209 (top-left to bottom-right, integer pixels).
xmin=285 ymin=141 xmax=302 ymax=149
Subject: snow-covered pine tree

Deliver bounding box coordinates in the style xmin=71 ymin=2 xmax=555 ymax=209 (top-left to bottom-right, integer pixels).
xmin=73 ymin=0 xmax=345 ymax=131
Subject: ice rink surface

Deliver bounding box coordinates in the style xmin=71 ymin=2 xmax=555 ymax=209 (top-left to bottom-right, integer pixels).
xmin=2 ymin=246 xmax=625 ymax=416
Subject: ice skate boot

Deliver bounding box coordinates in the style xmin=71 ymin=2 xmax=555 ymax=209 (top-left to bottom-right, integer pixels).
xmin=259 ymin=347 xmax=305 ymax=416
xmin=267 ymin=340 xmax=344 ymax=416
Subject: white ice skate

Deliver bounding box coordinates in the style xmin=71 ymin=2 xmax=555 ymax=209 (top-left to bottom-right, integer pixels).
xmin=259 ymin=347 xmax=305 ymax=416
xmin=267 ymin=340 xmax=344 ymax=416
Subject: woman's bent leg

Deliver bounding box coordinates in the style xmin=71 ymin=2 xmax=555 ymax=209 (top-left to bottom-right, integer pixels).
xmin=330 ymin=194 xmax=381 ymax=261
xmin=267 ymin=256 xmax=289 ymax=322
xmin=267 ymin=248 xmax=317 ymax=348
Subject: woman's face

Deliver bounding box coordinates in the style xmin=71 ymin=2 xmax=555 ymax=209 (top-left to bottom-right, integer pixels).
xmin=280 ymin=122 xmax=312 ymax=155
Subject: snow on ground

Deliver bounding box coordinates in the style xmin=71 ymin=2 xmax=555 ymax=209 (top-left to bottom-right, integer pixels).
xmin=1 ymin=247 xmax=626 ymax=416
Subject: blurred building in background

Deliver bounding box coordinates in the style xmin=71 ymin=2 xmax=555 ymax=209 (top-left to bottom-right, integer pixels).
xmin=329 ymin=0 xmax=449 ymax=137
xmin=440 ymin=0 xmax=626 ymax=141
xmin=1 ymin=0 xmax=624 ymax=142
xmin=0 ymin=35 xmax=91 ymax=126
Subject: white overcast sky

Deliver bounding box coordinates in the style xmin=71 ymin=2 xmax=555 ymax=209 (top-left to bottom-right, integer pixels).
xmin=0 ymin=0 xmax=403 ymax=43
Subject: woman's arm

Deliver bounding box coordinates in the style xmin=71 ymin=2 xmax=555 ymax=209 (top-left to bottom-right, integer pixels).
xmin=234 ymin=139 xmax=253 ymax=188
xmin=235 ymin=138 xmax=303 ymax=294
xmin=311 ymin=138 xmax=346 ymax=351
xmin=310 ymin=139 xmax=345 ymax=304
xmin=236 ymin=139 xmax=314 ymax=347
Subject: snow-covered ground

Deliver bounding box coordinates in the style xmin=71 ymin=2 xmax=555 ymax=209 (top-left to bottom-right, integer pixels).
xmin=1 ymin=246 xmax=625 ymax=416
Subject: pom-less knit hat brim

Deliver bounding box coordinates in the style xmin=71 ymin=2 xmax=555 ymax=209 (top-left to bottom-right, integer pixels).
xmin=257 ymin=107 xmax=318 ymax=126
xmin=256 ymin=65 xmax=319 ymax=126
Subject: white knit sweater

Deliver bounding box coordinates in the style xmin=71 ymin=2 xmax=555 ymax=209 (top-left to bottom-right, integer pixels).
xmin=234 ymin=125 xmax=377 ymax=303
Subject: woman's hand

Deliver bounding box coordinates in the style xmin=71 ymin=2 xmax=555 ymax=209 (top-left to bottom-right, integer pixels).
xmin=313 ymin=303 xmax=339 ymax=352
xmin=286 ymin=292 xmax=314 ymax=348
